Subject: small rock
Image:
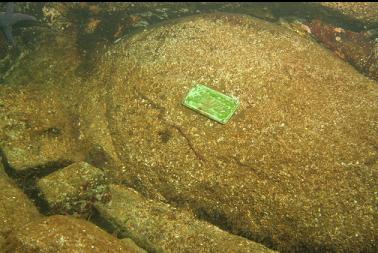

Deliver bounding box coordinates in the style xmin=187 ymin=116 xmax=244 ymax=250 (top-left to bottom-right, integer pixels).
xmin=95 ymin=184 xmax=276 ymax=253
xmin=3 ymin=215 xmax=135 ymax=253
xmin=37 ymin=161 xmax=109 ymax=214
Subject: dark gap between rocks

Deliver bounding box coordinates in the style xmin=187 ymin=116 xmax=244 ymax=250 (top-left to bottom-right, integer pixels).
xmin=89 ymin=208 xmax=120 ymax=237
xmin=174 ymin=197 xmax=277 ymax=250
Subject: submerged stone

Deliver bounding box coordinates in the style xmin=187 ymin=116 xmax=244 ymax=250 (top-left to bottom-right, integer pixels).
xmin=3 ymin=215 xmax=139 ymax=253
xmin=0 ymin=173 xmax=41 ymax=250
xmin=0 ymin=86 xmax=79 ymax=174
xmin=0 ymin=157 xmax=5 ymax=176
xmin=95 ymin=184 xmax=276 ymax=253
xmin=37 ymin=161 xmax=109 ymax=214
xmin=98 ymin=14 xmax=377 ymax=252
xmin=316 ymin=2 xmax=378 ymax=28
xmin=0 ymin=11 xmax=377 ymax=253
xmin=121 ymin=238 xmax=148 ymax=253
xmin=0 ymin=31 xmax=95 ymax=175
xmin=306 ymin=19 xmax=378 ymax=81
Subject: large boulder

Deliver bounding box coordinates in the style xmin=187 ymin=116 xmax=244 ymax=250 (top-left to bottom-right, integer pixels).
xmin=92 ymin=14 xmax=377 ymax=252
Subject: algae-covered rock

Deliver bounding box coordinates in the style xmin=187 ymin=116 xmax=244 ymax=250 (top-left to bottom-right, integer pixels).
xmin=37 ymin=161 xmax=109 ymax=214
xmin=3 ymin=215 xmax=137 ymax=253
xmin=0 ymin=174 xmax=41 ymax=250
xmin=95 ymin=184 xmax=276 ymax=253
xmin=97 ymin=14 xmax=378 ymax=252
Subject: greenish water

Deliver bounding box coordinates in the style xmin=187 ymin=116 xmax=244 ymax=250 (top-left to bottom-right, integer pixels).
xmin=0 ymin=2 xmax=377 ymax=253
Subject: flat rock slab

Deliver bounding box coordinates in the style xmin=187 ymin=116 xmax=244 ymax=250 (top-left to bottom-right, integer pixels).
xmin=3 ymin=215 xmax=140 ymax=253
xmin=37 ymin=161 xmax=108 ymax=214
xmin=0 ymin=174 xmax=41 ymax=250
xmin=95 ymin=184 xmax=276 ymax=253
xmin=101 ymin=13 xmax=378 ymax=252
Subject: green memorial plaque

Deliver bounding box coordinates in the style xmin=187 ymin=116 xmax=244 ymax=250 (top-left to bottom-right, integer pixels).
xmin=183 ymin=84 xmax=239 ymax=124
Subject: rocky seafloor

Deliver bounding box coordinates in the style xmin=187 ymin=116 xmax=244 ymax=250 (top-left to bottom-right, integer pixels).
xmin=0 ymin=2 xmax=377 ymax=253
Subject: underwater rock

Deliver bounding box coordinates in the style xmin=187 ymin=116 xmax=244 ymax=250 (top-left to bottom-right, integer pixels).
xmin=95 ymin=184 xmax=276 ymax=253
xmin=268 ymin=2 xmax=378 ymax=31
xmin=0 ymin=173 xmax=41 ymax=250
xmin=316 ymin=2 xmax=378 ymax=28
xmin=1 ymin=144 xmax=71 ymax=174
xmin=0 ymin=11 xmax=377 ymax=253
xmin=97 ymin=13 xmax=377 ymax=252
xmin=121 ymin=238 xmax=148 ymax=253
xmin=307 ymin=19 xmax=378 ymax=81
xmin=3 ymin=215 xmax=138 ymax=253
xmin=0 ymin=34 xmax=87 ymax=174
xmin=37 ymin=161 xmax=109 ymax=215
xmin=0 ymin=157 xmax=5 ymax=176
